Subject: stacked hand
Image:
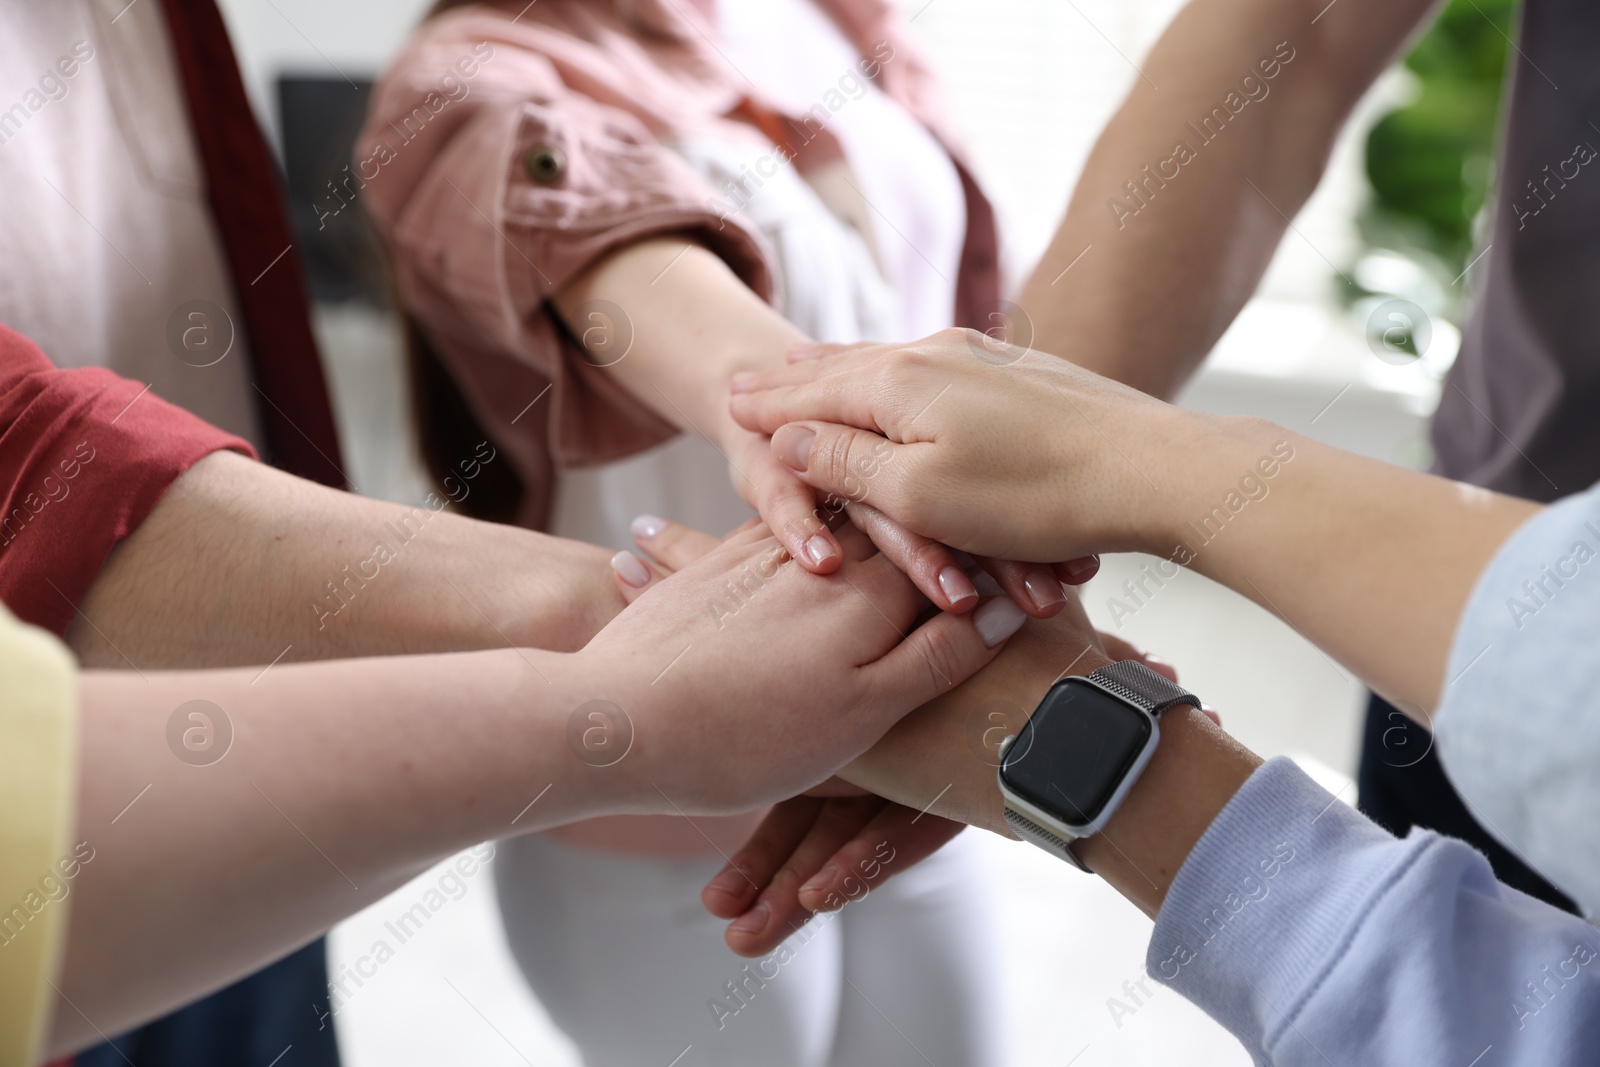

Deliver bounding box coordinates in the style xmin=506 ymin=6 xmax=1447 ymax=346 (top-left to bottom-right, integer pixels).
xmin=583 ymin=515 xmax=1028 ymax=816
xmin=729 ymin=329 xmax=1213 ymax=564
xmin=721 ymin=343 xmax=1105 ymax=618
xmin=609 ymin=517 xmax=1182 ymax=958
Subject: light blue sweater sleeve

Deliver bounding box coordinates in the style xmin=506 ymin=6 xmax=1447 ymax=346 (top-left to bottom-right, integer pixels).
xmin=1434 ymin=482 xmax=1600 ymax=917
xmin=1147 ymin=758 xmax=1600 ymax=1066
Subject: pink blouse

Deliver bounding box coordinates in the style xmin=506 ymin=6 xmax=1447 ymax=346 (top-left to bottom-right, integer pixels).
xmin=358 ymin=0 xmax=999 ymax=528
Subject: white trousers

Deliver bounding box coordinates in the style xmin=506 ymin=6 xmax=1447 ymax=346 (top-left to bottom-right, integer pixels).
xmin=494 ymin=831 xmax=1009 ymax=1067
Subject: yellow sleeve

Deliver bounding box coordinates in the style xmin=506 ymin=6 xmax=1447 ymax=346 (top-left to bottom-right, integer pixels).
xmin=0 ymin=605 xmax=77 ymax=1067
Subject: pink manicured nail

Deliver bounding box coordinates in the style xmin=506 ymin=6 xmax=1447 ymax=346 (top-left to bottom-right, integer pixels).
xmin=730 ymin=371 xmax=758 ymax=393
xmin=1024 ymin=569 xmax=1067 ymax=611
xmin=1062 ymin=555 xmax=1101 ymax=583
xmin=631 ymin=514 xmax=667 ymax=539
xmin=938 ymin=566 xmax=978 ymax=606
xmin=730 ymin=900 xmax=771 ymax=937
xmin=772 ymin=425 xmax=815 ymax=471
xmin=611 ymin=551 xmax=651 ymax=588
xmin=804 ymin=535 xmax=837 ymax=566
xmin=974 ymin=598 xmax=1026 ymax=648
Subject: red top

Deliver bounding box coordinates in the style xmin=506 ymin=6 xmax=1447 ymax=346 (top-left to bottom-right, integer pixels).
xmin=0 ymin=324 xmax=252 ymax=637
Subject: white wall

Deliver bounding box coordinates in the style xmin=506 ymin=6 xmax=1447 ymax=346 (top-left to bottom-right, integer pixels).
xmin=216 ymin=0 xmax=434 ymax=141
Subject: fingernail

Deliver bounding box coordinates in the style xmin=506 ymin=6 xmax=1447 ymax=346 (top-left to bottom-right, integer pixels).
xmin=772 ymin=425 xmax=815 ymax=471
xmin=610 ymin=551 xmax=651 ymax=588
xmin=730 ymin=900 xmax=771 ymax=937
xmin=730 ymin=371 xmax=757 ymax=393
xmin=804 ymin=534 xmax=837 ymax=567
xmin=706 ymin=864 xmax=749 ymax=899
xmin=938 ymin=566 xmax=978 ymax=606
xmin=974 ymin=598 xmax=1027 ymax=648
xmin=1024 ymin=569 xmax=1066 ymax=611
xmin=800 ymin=863 xmax=840 ymax=897
xmin=631 ymin=514 xmax=667 ymax=539
xmin=1062 ymin=555 xmax=1101 ymax=583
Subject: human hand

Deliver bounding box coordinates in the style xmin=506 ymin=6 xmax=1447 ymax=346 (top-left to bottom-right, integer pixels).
xmin=701 ymin=592 xmax=1183 ymax=956
xmin=729 ymin=329 xmax=1215 ymax=563
xmin=575 ymin=520 xmax=1030 ymax=817
xmin=722 ymin=421 xmax=1099 ymax=615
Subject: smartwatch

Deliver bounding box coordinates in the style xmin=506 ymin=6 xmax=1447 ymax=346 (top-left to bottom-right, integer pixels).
xmin=997 ymin=660 xmax=1201 ymax=871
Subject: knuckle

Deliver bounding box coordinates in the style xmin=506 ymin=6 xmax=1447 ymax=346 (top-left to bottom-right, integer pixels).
xmin=906 ymin=537 xmax=950 ymax=580
xmin=915 ymin=623 xmax=966 ymax=694
xmin=812 ymin=427 xmax=860 ymax=488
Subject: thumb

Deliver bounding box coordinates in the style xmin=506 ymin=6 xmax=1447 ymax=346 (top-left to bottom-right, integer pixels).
xmin=862 ymin=598 xmax=1026 ymax=712
xmin=771 ymin=422 xmax=910 ymax=515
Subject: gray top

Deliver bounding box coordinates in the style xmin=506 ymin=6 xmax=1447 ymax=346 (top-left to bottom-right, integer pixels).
xmin=1431 ymin=0 xmax=1600 ymax=502
xmin=1435 ymin=479 xmax=1600 ymax=918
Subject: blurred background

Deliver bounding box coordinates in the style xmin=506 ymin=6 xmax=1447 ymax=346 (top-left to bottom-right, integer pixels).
xmin=214 ymin=0 xmax=1509 ymax=1063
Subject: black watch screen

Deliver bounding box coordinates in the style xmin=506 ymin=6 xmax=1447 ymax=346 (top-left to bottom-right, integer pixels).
xmin=999 ymin=677 xmax=1153 ymax=828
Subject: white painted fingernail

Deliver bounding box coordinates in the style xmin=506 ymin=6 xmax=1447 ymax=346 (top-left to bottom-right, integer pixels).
xmin=1024 ymin=569 xmax=1067 ymax=611
xmin=974 ymin=598 xmax=1026 ymax=648
xmin=938 ymin=566 xmax=978 ymax=605
xmin=804 ymin=535 xmax=837 ymax=566
xmin=611 ymin=551 xmax=651 ymax=588
xmin=631 ymin=514 xmax=667 ymax=539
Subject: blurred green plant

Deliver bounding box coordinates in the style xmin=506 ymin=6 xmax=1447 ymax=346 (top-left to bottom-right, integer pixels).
xmin=1346 ymin=0 xmax=1514 ymax=325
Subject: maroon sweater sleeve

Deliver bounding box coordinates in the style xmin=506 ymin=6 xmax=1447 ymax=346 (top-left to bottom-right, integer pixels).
xmin=0 ymin=324 xmax=255 ymax=638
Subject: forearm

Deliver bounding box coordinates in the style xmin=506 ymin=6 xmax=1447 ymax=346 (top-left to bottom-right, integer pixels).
xmin=1017 ymin=0 xmax=1433 ymax=397
xmin=56 ymin=646 xmax=604 ymax=1052
xmin=68 ymin=451 xmax=624 ymax=668
xmin=1136 ymin=411 xmax=1538 ymax=711
xmin=552 ymin=237 xmax=807 ymax=447
xmin=1077 ymin=707 xmax=1260 ymax=917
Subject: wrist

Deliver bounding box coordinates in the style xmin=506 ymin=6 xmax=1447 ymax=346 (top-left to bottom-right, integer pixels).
xmin=1132 ymin=412 xmax=1288 ymax=560
xmin=428 ymin=521 xmax=624 ymax=653
xmin=504 ymin=532 xmax=626 ymax=651
xmin=1075 ymin=706 xmax=1261 ymax=917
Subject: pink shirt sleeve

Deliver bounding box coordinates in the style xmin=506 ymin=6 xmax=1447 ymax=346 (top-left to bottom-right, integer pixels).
xmin=359 ymin=15 xmax=773 ymax=490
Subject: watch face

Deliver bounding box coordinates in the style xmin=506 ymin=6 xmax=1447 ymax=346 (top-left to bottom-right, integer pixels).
xmin=1000 ymin=678 xmax=1153 ymax=829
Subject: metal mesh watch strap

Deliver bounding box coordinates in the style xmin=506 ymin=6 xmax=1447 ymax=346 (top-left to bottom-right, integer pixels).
xmin=1087 ymin=660 xmax=1201 ymax=717
xmin=1003 ymin=808 xmax=1093 ymax=872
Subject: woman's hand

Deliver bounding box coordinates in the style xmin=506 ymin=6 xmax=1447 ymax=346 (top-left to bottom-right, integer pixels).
xmin=730 ymin=329 xmax=1216 ymax=563
xmin=576 ymin=520 xmax=1030 ymax=818
xmin=725 ymin=421 xmax=1101 ymax=614
xmin=701 ymin=591 xmax=1185 ymax=957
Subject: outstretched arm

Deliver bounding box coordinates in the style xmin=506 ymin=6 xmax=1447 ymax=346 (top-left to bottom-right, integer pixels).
xmin=0 ymin=330 xmax=629 ymax=669
xmin=730 ymin=337 xmax=1539 ymax=714
xmin=47 ymin=520 xmax=1019 ymax=1054
xmin=71 ymin=450 xmax=626 ymax=668
xmin=1017 ymin=0 xmax=1438 ymax=396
